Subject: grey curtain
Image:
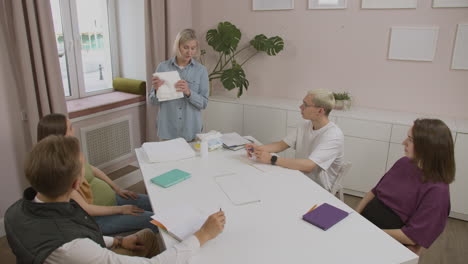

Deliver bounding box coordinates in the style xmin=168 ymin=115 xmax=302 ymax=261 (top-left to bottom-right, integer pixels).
xmin=0 ymin=0 xmax=67 ymax=145
xmin=144 ymin=0 xmax=168 ymax=142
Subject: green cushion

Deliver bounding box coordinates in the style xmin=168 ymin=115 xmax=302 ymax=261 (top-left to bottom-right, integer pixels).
xmin=113 ymin=77 xmax=146 ymax=95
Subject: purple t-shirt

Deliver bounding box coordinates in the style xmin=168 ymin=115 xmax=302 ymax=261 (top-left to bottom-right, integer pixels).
xmin=371 ymin=157 xmax=450 ymax=248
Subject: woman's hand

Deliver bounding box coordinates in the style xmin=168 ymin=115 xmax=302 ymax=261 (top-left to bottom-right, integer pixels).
xmin=152 ymin=76 xmax=164 ymax=91
xmin=175 ymin=80 xmax=191 ymax=97
xmin=120 ymin=205 xmax=144 ymax=216
xmin=115 ymin=188 xmax=138 ymax=200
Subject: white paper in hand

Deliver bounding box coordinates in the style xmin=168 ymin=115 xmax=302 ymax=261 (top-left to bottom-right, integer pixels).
xmin=154 ymin=71 xmax=184 ymax=101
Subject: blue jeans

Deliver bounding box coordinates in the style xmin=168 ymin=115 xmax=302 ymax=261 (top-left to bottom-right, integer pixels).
xmin=94 ymin=194 xmax=159 ymax=235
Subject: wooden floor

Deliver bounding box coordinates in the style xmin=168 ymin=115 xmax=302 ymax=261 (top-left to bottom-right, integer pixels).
xmin=1 ymin=166 xmax=467 ymax=263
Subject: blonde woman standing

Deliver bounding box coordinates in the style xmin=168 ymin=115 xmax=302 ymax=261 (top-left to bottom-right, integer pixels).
xmin=150 ymin=29 xmax=209 ymax=141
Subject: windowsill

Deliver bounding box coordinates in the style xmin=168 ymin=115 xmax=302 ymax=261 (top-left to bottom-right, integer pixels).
xmin=67 ymin=91 xmax=146 ymax=119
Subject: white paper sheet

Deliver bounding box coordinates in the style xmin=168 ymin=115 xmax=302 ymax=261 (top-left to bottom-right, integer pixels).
xmin=215 ymin=173 xmax=261 ymax=206
xmin=152 ymin=206 xmax=206 ymax=241
xmin=154 ymin=71 xmax=184 ymax=102
xmin=142 ymin=138 xmax=195 ymax=163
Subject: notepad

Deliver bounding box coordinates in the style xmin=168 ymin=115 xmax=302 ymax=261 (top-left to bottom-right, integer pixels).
xmin=151 ymin=206 xmax=206 ymax=241
xmin=151 ymin=169 xmax=191 ymax=188
xmin=302 ymin=203 xmax=349 ymax=230
xmin=221 ymin=132 xmax=251 ymax=149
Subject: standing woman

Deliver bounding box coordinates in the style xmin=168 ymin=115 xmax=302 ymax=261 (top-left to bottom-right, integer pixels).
xmin=150 ymin=28 xmax=209 ymax=141
xmin=355 ymin=119 xmax=455 ymax=252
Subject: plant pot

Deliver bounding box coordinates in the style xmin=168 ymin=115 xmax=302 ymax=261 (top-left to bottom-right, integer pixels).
xmin=335 ymin=100 xmax=351 ymax=111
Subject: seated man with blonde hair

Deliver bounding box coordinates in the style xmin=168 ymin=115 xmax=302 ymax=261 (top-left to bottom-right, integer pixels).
xmin=247 ymin=89 xmax=344 ymax=191
xmin=5 ymin=135 xmax=225 ymax=264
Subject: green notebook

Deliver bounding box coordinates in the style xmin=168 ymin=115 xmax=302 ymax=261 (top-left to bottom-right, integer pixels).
xmin=151 ymin=169 xmax=191 ymax=188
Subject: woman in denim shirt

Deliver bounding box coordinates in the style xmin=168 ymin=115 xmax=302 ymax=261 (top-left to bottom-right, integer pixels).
xmin=150 ymin=29 xmax=209 ymax=141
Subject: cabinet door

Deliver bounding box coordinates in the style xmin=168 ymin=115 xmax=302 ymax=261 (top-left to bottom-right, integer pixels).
xmin=452 ymin=133 xmax=468 ymax=215
xmin=243 ymin=105 xmax=287 ymax=145
xmin=387 ymin=143 xmax=405 ymax=171
xmin=343 ymin=136 xmax=389 ymax=195
xmin=203 ymin=101 xmax=243 ymax=134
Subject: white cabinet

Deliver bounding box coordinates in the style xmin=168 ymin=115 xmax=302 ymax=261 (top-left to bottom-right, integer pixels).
xmin=387 ymin=124 xmax=410 ymax=171
xmin=337 ymin=117 xmax=392 ymax=196
xmin=387 ymin=143 xmax=405 ymax=171
xmin=342 ymin=136 xmax=390 ymax=195
xmin=243 ymin=105 xmax=287 ymax=146
xmin=203 ymin=101 xmax=243 ymax=134
xmin=451 ymin=133 xmax=468 ymax=218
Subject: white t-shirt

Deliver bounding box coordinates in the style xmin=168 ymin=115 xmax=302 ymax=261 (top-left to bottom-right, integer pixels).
xmin=283 ymin=120 xmax=344 ymax=191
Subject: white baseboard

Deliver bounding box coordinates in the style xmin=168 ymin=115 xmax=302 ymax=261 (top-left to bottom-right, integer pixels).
xmin=0 ymin=217 xmax=5 ymax=237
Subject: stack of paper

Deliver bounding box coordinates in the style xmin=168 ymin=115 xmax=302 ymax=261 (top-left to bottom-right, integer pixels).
xmin=153 ymin=71 xmax=184 ymax=102
xmin=142 ymin=138 xmax=195 ymax=163
xmin=221 ymin=132 xmax=251 ymax=151
xmin=151 ymin=206 xmax=206 ymax=241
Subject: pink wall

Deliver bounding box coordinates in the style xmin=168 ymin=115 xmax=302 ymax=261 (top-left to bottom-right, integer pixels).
xmin=167 ymin=0 xmax=193 ymax=57
xmin=192 ymin=0 xmax=468 ymax=118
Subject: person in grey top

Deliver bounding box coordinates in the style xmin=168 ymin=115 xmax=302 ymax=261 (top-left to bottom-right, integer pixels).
xmin=150 ymin=29 xmax=209 ymax=141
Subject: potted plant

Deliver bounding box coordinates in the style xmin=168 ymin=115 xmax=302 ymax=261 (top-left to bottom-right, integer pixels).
xmin=201 ymin=21 xmax=284 ymax=97
xmin=333 ymin=92 xmax=352 ymax=110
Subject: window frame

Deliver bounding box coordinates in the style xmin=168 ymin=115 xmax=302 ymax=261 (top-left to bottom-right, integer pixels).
xmin=56 ymin=0 xmax=120 ymax=100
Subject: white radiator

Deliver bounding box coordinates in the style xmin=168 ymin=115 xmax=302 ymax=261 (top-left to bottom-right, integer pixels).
xmin=80 ymin=115 xmax=134 ymax=168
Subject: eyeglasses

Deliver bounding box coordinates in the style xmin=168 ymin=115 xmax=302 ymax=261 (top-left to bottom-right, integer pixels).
xmin=301 ymin=102 xmax=318 ymax=108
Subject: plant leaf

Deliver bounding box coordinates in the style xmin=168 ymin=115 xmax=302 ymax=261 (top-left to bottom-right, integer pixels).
xmin=220 ymin=63 xmax=249 ymax=97
xmin=250 ymin=34 xmax=284 ymax=56
xmin=206 ymin=22 xmax=241 ymax=55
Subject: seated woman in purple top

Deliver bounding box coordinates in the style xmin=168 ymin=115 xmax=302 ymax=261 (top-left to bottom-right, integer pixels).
xmin=355 ymin=119 xmax=455 ymax=252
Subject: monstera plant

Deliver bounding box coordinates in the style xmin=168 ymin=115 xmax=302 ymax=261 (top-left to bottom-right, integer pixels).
xmin=202 ymin=21 xmax=284 ymax=97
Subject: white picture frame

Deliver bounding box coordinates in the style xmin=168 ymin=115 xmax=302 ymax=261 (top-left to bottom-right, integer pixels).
xmin=388 ymin=26 xmax=439 ymax=62
xmin=308 ymin=0 xmax=347 ymax=9
xmin=362 ymin=0 xmax=417 ymax=9
xmin=253 ymin=0 xmax=294 ymax=11
xmin=452 ymin=24 xmax=468 ymax=70
xmin=433 ymin=0 xmax=468 ymax=7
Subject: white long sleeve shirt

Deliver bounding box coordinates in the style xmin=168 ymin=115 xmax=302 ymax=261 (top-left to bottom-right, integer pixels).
xmin=44 ymin=236 xmax=200 ymax=264
xmin=33 ymin=196 xmax=200 ymax=264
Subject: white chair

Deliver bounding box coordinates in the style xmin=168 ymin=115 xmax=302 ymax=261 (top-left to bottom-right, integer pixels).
xmin=330 ymin=162 xmax=352 ymax=201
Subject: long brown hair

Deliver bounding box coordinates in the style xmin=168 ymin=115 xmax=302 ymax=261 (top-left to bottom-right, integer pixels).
xmin=412 ymin=119 xmax=455 ymax=184
xmin=37 ymin=113 xmax=67 ymax=142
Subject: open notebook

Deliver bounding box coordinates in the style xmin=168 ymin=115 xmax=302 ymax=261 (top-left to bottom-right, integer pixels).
xmin=151 ymin=206 xmax=207 ymax=241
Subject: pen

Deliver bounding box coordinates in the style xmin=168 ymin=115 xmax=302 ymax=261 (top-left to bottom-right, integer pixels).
xmin=307 ymin=204 xmax=318 ymax=213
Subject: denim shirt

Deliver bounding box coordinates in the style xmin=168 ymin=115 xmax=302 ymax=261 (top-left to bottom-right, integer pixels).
xmin=149 ymin=57 xmax=209 ymax=141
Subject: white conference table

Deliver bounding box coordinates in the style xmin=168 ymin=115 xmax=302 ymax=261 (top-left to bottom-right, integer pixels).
xmin=136 ymin=146 xmax=418 ymax=264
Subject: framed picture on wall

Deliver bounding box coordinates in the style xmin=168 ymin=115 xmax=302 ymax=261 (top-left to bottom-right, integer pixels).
xmin=433 ymin=0 xmax=468 ymax=7
xmin=253 ymin=0 xmax=294 ymax=10
xmin=452 ymin=24 xmax=468 ymax=70
xmin=308 ymin=0 xmax=347 ymax=9
xmin=388 ymin=27 xmax=439 ymax=62
xmin=362 ymin=0 xmax=417 ymax=9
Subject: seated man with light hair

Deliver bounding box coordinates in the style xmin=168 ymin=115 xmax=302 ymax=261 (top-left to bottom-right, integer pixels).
xmin=246 ymin=89 xmax=344 ymax=191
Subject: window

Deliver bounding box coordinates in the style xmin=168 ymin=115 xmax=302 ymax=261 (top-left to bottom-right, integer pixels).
xmin=50 ymin=0 xmax=119 ymax=99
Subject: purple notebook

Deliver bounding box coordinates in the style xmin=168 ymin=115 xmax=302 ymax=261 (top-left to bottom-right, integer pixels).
xmin=302 ymin=203 xmax=349 ymax=230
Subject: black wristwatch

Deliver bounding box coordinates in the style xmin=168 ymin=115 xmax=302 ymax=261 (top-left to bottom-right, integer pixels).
xmin=270 ymin=155 xmax=278 ymax=165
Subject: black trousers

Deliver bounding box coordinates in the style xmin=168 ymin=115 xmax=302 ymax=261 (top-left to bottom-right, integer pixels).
xmin=361 ymin=196 xmax=404 ymax=229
